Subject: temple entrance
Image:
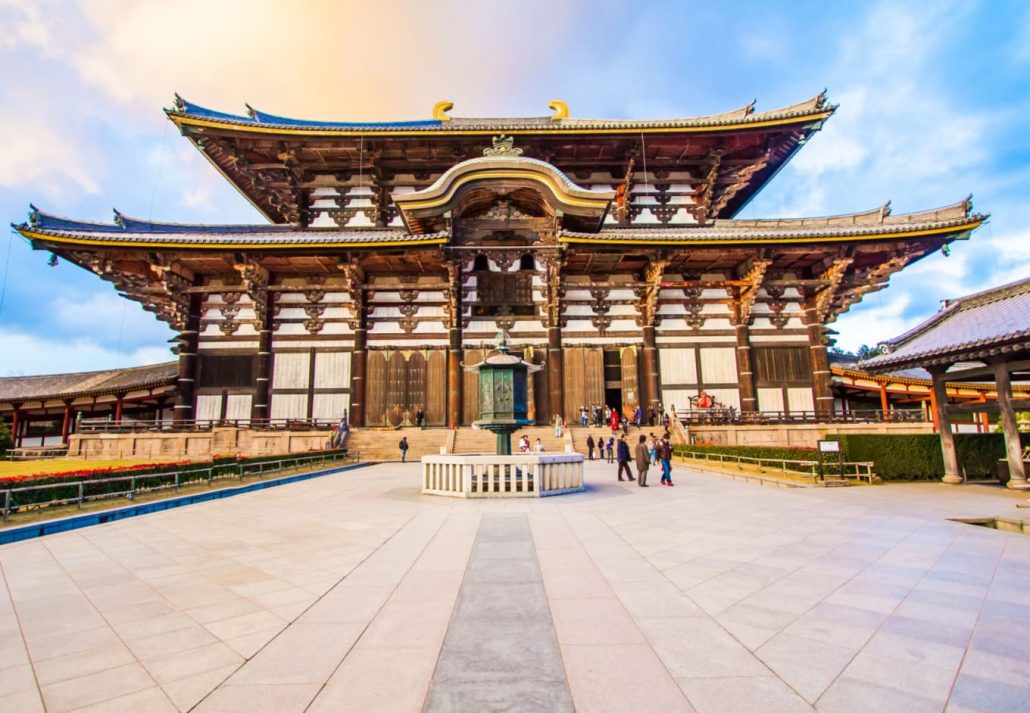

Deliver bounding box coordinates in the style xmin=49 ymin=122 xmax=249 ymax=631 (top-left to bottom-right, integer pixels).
xmin=366 ymin=350 xmax=446 ymax=426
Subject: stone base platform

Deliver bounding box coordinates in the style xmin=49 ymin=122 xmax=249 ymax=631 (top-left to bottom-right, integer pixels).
xmin=68 ymin=427 xmax=330 ymax=459
xmin=422 ymin=453 xmax=585 ymax=498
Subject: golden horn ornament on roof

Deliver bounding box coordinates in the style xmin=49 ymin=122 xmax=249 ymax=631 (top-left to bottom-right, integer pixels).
xmin=433 ymin=101 xmax=454 ymax=122
xmin=548 ymin=100 xmax=569 ymax=121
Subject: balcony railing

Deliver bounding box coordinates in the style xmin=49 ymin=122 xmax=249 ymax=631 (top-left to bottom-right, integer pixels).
xmin=673 ymin=408 xmax=927 ymax=426
xmin=76 ymin=417 xmax=339 ymax=434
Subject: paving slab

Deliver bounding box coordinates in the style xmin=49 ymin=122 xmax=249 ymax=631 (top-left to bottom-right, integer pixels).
xmin=0 ymin=459 xmax=1028 ymax=711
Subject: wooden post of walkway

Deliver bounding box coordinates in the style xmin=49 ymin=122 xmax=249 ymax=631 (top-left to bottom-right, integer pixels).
xmin=929 ymin=366 xmax=961 ymax=484
xmin=994 ymin=361 xmax=1028 ymax=489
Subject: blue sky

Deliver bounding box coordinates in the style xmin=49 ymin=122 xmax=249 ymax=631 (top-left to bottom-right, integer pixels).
xmin=1 ymin=0 xmax=1027 ymax=375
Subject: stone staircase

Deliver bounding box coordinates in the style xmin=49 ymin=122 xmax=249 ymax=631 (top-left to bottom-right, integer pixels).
xmin=342 ymin=427 xmax=448 ymax=462
xmin=451 ymin=426 xmax=569 ymax=455
xmin=569 ymin=425 xmax=653 ymax=456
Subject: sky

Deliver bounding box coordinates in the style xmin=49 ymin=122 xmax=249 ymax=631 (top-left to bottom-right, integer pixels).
xmin=0 ymin=0 xmax=1028 ymax=376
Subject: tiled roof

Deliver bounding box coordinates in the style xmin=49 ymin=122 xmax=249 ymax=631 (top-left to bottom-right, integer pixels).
xmin=166 ymin=94 xmax=835 ymax=133
xmin=561 ymin=200 xmax=984 ymax=243
xmin=13 ymin=209 xmax=448 ymax=248
xmin=859 ymin=278 xmax=1030 ymax=371
xmin=15 ymin=200 xmax=983 ymax=250
xmin=0 ymin=362 xmax=177 ymax=404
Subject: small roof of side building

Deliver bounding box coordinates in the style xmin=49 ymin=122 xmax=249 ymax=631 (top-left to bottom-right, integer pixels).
xmin=0 ymin=362 xmax=177 ymax=405
xmin=859 ymin=277 xmax=1030 ymax=372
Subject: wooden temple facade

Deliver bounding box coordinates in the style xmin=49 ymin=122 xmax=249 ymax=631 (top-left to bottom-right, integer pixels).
xmin=13 ymin=94 xmax=986 ymax=429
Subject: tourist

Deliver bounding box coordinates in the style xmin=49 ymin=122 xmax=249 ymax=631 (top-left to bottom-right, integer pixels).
xmin=659 ymin=436 xmax=674 ymax=486
xmin=553 ymin=413 xmax=563 ymax=438
xmin=610 ymin=408 xmax=619 ymax=433
xmin=399 ymin=436 xmax=409 ymax=462
xmin=415 ymin=407 xmax=425 ymax=428
xmin=648 ymin=433 xmax=658 ymax=465
xmin=580 ymin=406 xmax=588 ymax=427
xmin=616 ymin=435 xmax=635 ymax=482
xmin=633 ymin=405 xmax=642 ymax=427
xmin=586 ymin=434 xmax=595 ymax=460
xmin=519 ymin=434 xmax=531 ymax=453
xmin=634 ymin=435 xmax=650 ymax=486
xmin=535 ymin=438 xmax=545 ymax=453
xmin=606 ymin=435 xmax=615 ymax=463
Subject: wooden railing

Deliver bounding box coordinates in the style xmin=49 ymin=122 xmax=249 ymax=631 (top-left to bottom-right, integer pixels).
xmin=2 ymin=450 xmax=359 ymax=522
xmin=674 ymin=408 xmax=927 ymax=426
xmin=674 ymin=449 xmax=877 ymax=483
xmin=76 ymin=417 xmax=339 ymax=434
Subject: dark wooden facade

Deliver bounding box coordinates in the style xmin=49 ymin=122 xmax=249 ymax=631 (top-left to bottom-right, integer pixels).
xmin=14 ymin=95 xmax=987 ymax=428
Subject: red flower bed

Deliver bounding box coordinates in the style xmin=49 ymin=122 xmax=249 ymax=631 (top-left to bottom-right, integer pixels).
xmin=0 ymin=460 xmax=193 ymax=487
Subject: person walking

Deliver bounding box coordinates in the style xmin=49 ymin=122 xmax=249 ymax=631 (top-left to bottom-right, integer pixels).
xmin=580 ymin=406 xmax=588 ymax=427
xmin=606 ymin=435 xmax=615 ymax=463
xmin=659 ymin=436 xmax=675 ymax=486
xmin=616 ymin=435 xmax=635 ymax=482
xmin=648 ymin=433 xmax=658 ymax=465
xmin=585 ymin=434 xmax=595 ymax=460
xmin=634 ymin=434 xmax=650 ymax=486
xmin=399 ymin=436 xmax=409 ymax=463
xmin=554 ymin=413 xmax=563 ymax=438
xmin=610 ymin=408 xmax=619 ymax=434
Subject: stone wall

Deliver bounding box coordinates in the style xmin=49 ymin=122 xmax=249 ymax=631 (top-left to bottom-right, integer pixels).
xmin=686 ymin=422 xmax=934 ymax=449
xmin=68 ymin=428 xmax=331 ymax=459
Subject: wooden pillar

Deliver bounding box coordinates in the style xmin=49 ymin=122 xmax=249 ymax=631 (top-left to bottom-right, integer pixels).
xmin=173 ymin=294 xmax=202 ymax=423
xmin=641 ymin=325 xmax=660 ymax=410
xmin=448 ymin=327 xmax=463 ymax=428
xmin=994 ymin=361 xmax=1027 ymax=489
xmin=930 ymin=367 xmax=961 ymax=484
xmin=349 ymin=326 xmax=367 ymax=428
xmin=11 ymin=406 xmax=22 ymax=449
xmin=879 ymin=383 xmax=889 ymax=419
xmin=114 ymin=394 xmax=125 ymax=424
xmin=252 ymin=301 xmax=273 ymax=424
xmin=979 ymin=408 xmax=990 ymax=433
xmin=735 ymin=321 xmax=757 ymax=413
xmin=547 ymin=326 xmax=564 ymax=422
xmin=804 ymin=301 xmax=833 ymax=419
xmin=60 ymin=401 xmax=73 ymax=444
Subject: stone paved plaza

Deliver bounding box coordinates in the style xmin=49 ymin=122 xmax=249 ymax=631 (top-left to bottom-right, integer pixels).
xmin=1 ymin=461 xmax=1028 ymax=712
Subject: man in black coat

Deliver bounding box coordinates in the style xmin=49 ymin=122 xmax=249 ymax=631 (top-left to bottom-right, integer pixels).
xmin=616 ymin=435 xmax=635 ymax=482
xmin=585 ymin=434 xmax=595 ymax=460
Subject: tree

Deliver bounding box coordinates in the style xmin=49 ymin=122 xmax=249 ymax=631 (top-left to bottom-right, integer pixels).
xmin=856 ymin=344 xmax=884 ymax=360
xmin=0 ymin=419 xmax=11 ymax=455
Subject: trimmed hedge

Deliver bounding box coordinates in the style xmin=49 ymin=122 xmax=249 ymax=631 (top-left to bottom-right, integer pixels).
xmin=826 ymin=433 xmax=1030 ymax=481
xmin=675 ymin=434 xmax=1030 ymax=482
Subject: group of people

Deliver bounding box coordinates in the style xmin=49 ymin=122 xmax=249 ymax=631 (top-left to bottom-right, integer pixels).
xmin=518 ymin=434 xmax=545 ymax=453
xmin=616 ymin=433 xmax=676 ymax=486
xmin=578 ymin=404 xmax=627 ymax=430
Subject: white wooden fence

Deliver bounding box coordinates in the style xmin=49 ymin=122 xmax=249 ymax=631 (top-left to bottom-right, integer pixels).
xmin=421 ymin=454 xmax=585 ymax=498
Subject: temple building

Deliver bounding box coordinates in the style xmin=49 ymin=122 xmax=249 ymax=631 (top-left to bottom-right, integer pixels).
xmin=12 ymin=93 xmax=987 ymax=431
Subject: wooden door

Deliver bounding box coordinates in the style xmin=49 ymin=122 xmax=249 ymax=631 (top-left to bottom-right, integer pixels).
xmin=407 ymin=352 xmax=427 ymax=417
xmin=366 ymin=352 xmax=387 ymax=426
xmin=462 ymin=349 xmax=483 ymax=424
xmin=426 ymin=350 xmax=447 ymax=426
xmin=386 ymin=351 xmax=408 ymax=426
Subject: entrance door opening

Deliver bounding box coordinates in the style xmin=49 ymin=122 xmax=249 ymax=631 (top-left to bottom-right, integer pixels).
xmin=604 ymin=387 xmax=623 ymax=416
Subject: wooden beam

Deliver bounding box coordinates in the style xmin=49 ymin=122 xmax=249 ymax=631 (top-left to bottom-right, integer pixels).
xmin=995 ymin=362 xmax=1028 ymax=489
xmin=930 ymin=367 xmax=962 ymax=484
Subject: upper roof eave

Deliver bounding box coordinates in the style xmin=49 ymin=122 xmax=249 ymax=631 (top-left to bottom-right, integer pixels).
xmin=164 ymin=93 xmax=836 ymax=136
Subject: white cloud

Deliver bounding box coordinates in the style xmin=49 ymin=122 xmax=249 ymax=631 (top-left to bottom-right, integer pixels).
xmin=0 ymin=328 xmax=173 ymax=376
xmin=49 ymin=291 xmax=173 ymax=346
xmin=832 ymin=292 xmax=917 ymax=352
xmin=0 ymin=114 xmax=100 ymax=200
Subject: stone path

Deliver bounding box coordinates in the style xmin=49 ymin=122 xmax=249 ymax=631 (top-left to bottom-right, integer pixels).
xmin=0 ymin=461 xmax=1028 ymax=712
